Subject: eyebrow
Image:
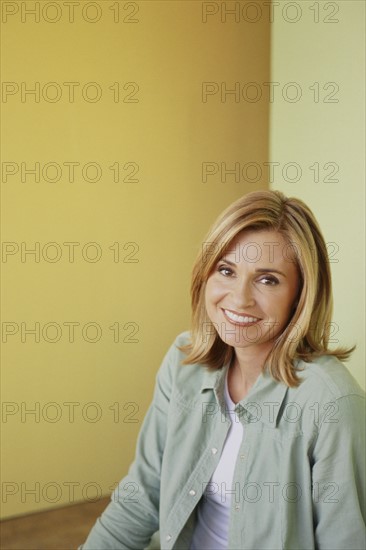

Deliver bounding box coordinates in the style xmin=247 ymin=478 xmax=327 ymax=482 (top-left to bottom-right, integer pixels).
xmin=219 ymin=257 xmax=287 ymax=278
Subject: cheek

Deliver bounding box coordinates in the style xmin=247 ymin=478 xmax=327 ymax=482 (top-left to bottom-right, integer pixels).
xmin=205 ymin=280 xmax=223 ymax=315
xmin=205 ymin=277 xmax=225 ymax=304
xmin=263 ymin=292 xmax=292 ymax=321
xmin=272 ymin=294 xmax=297 ymax=323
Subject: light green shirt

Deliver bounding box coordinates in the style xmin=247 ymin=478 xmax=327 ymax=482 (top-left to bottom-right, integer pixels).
xmin=80 ymin=332 xmax=366 ymax=549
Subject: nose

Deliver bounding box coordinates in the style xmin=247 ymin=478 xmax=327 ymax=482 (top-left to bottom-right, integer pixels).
xmin=230 ymin=276 xmax=255 ymax=309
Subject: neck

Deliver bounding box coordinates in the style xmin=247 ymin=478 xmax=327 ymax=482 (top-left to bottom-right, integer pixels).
xmin=232 ymin=343 xmax=272 ymax=391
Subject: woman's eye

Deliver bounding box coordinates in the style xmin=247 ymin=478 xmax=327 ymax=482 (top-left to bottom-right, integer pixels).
xmin=217 ymin=265 xmax=233 ymax=277
xmin=259 ymin=275 xmax=279 ymax=286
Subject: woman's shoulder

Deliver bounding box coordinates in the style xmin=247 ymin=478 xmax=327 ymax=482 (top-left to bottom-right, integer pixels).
xmin=173 ymin=330 xmax=192 ymax=348
xmin=289 ymin=356 xmax=365 ymax=448
xmin=158 ymin=330 xmax=218 ymax=397
xmin=293 ymin=354 xmax=365 ymax=403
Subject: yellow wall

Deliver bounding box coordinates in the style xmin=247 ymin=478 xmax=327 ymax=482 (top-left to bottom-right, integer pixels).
xmin=1 ymin=1 xmax=270 ymax=518
xmin=269 ymin=0 xmax=365 ymax=389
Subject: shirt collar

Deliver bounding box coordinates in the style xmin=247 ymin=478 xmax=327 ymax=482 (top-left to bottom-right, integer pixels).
xmin=200 ymin=362 xmax=288 ymax=428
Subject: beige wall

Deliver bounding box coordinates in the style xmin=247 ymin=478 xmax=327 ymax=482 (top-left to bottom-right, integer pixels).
xmin=269 ymin=0 xmax=365 ymax=389
xmin=1 ymin=1 xmax=270 ymax=518
xmin=4 ymin=0 xmax=363 ymax=521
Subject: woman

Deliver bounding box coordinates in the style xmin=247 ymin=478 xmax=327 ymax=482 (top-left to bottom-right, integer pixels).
xmin=80 ymin=190 xmax=365 ymax=549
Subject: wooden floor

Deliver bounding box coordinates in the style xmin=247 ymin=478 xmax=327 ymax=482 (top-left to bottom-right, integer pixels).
xmin=0 ymin=497 xmax=110 ymax=550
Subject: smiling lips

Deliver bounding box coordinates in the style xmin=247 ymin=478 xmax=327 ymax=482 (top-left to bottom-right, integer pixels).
xmin=222 ymin=308 xmax=261 ymax=325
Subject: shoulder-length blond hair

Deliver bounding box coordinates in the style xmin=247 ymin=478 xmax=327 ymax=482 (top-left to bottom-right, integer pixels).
xmin=180 ymin=189 xmax=354 ymax=387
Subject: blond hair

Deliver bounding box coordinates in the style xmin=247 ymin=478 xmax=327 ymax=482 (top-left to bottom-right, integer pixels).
xmin=180 ymin=190 xmax=354 ymax=387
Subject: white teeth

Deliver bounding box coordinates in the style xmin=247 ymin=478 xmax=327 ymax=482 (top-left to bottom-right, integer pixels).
xmin=224 ymin=310 xmax=259 ymax=323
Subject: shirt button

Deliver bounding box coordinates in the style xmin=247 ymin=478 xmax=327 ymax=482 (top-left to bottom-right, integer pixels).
xmin=165 ymin=534 xmax=172 ymax=541
xmin=211 ymin=447 xmax=218 ymax=455
xmin=235 ymin=504 xmax=240 ymax=511
xmin=189 ymin=489 xmax=196 ymax=496
xmin=240 ymin=453 xmax=245 ymax=460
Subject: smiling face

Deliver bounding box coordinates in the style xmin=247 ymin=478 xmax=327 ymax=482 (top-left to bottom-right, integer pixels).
xmin=204 ymin=229 xmax=300 ymax=356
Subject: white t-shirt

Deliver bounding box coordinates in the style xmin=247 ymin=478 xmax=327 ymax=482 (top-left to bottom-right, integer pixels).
xmin=189 ymin=370 xmax=244 ymax=549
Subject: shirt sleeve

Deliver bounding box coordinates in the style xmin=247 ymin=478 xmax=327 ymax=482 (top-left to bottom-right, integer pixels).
xmin=311 ymin=393 xmax=366 ymax=550
xmin=78 ymin=340 xmax=176 ymax=550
